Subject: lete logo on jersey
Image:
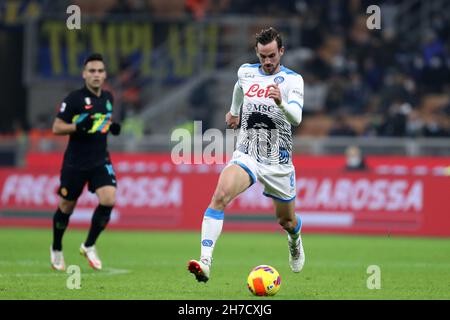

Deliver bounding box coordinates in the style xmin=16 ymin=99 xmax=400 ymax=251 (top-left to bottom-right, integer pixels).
xmin=245 ymin=84 xmax=272 ymax=98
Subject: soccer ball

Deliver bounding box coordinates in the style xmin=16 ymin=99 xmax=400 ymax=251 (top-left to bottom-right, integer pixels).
xmin=247 ymin=265 xmax=281 ymax=296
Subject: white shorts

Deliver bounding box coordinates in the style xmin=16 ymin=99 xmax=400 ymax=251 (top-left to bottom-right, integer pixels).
xmin=227 ymin=150 xmax=296 ymax=201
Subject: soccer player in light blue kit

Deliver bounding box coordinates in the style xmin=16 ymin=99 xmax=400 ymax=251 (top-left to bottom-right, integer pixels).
xmin=188 ymin=27 xmax=305 ymax=282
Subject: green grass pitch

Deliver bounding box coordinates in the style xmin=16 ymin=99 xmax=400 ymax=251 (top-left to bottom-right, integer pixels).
xmin=0 ymin=228 xmax=449 ymax=299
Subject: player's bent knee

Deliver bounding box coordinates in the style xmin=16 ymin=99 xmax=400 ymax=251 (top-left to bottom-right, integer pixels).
xmin=99 ymin=198 xmax=115 ymax=207
xmin=97 ymin=189 xmax=116 ymax=207
xmin=59 ymin=200 xmax=76 ymax=214
xmin=211 ymin=188 xmax=232 ymax=209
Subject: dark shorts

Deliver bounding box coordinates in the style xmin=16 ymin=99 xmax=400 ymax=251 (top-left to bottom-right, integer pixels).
xmin=58 ymin=162 xmax=117 ymax=200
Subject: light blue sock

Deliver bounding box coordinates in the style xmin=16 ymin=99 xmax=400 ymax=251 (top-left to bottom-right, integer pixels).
xmin=288 ymin=214 xmax=302 ymax=239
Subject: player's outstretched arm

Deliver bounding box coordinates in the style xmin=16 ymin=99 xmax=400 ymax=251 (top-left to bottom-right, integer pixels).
xmin=53 ymin=115 xmax=94 ymax=135
xmin=226 ymin=81 xmax=244 ymax=129
xmin=52 ymin=118 xmax=77 ymax=135
xmin=229 ymin=82 xmax=244 ymax=117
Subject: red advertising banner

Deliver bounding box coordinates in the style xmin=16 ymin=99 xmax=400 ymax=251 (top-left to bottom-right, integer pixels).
xmin=25 ymin=152 xmax=450 ymax=175
xmin=225 ymin=173 xmax=449 ymax=236
xmin=1 ymin=153 xmax=450 ymax=236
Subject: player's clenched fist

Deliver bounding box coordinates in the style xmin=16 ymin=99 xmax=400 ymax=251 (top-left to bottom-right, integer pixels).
xmin=76 ymin=115 xmax=94 ymax=133
xmin=267 ymin=84 xmax=282 ymax=106
xmin=109 ymin=122 xmax=121 ymax=136
xmin=225 ymin=112 xmax=240 ymax=129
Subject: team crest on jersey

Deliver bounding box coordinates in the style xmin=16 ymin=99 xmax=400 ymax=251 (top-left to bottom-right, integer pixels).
xmin=60 ymin=102 xmax=66 ymax=112
xmin=274 ymin=76 xmax=284 ymax=84
xmin=85 ymin=97 xmax=91 ymax=105
xmin=106 ymin=100 xmax=112 ymax=111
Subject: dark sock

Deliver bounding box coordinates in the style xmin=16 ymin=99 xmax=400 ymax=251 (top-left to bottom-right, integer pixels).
xmin=52 ymin=208 xmax=71 ymax=251
xmin=85 ymin=204 xmax=113 ymax=247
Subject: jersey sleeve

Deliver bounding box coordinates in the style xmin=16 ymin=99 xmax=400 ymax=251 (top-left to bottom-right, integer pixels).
xmin=287 ymin=74 xmax=304 ymax=110
xmin=236 ymin=64 xmax=246 ymax=89
xmin=276 ymin=74 xmax=304 ymax=126
xmin=56 ymin=93 xmax=79 ymax=123
xmin=229 ymin=65 xmax=247 ymax=116
xmin=229 ymin=81 xmax=244 ymax=117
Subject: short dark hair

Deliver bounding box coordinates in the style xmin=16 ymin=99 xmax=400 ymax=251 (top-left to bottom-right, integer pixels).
xmin=255 ymin=27 xmax=282 ymax=49
xmin=83 ymin=53 xmax=104 ymax=66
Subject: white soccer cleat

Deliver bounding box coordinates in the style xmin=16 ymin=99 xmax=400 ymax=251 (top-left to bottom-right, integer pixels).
xmin=288 ymin=233 xmax=305 ymax=273
xmin=188 ymin=258 xmax=211 ymax=283
xmin=80 ymin=243 xmax=102 ymax=270
xmin=50 ymin=246 xmax=66 ymax=271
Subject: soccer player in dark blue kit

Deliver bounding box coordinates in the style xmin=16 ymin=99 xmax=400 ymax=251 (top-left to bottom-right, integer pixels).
xmin=50 ymin=53 xmax=121 ymax=271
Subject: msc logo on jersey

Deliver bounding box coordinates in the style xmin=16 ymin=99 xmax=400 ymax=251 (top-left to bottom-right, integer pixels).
xmin=274 ymin=76 xmax=285 ymax=84
xmin=246 ymin=103 xmax=275 ymax=113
